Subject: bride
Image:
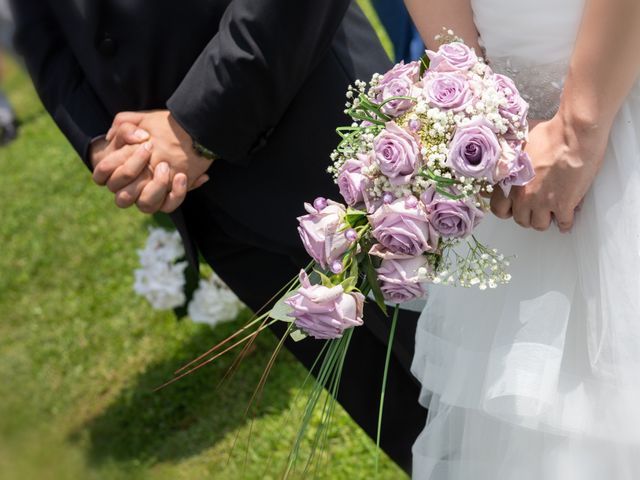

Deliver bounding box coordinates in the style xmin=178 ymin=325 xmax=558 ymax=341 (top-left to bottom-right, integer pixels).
xmin=404 ymin=0 xmax=640 ymax=478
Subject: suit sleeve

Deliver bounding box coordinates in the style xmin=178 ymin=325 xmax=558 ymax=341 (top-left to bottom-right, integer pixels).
xmin=10 ymin=0 xmax=112 ymax=169
xmin=167 ymin=0 xmax=352 ymax=166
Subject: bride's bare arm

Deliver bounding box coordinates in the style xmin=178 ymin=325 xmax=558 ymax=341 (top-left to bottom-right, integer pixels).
xmin=404 ymin=0 xmax=482 ymax=53
xmin=491 ymin=0 xmax=640 ymax=233
xmin=562 ymin=0 xmax=640 ymax=131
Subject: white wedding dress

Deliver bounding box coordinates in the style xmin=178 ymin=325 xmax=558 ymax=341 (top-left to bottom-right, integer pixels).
xmin=412 ymin=0 xmax=640 ymax=478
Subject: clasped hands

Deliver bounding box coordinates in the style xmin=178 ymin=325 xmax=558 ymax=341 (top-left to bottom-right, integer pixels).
xmin=489 ymin=114 xmax=609 ymax=233
xmin=90 ymin=110 xmax=213 ymax=214
xmin=91 ymin=109 xmax=607 ymax=232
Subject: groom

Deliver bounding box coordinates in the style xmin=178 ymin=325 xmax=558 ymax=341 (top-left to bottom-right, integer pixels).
xmin=10 ymin=0 xmax=427 ymax=471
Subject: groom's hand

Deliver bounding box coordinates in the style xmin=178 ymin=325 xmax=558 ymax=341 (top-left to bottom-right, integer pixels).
xmin=92 ymin=111 xmax=212 ymax=214
xmin=108 ymin=110 xmax=213 ymax=184
xmin=90 ymin=122 xmax=172 ymax=211
xmin=106 ymin=110 xmax=212 ymax=213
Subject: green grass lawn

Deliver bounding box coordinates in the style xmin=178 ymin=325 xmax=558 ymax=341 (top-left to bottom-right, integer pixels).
xmin=0 ymin=6 xmax=406 ymax=480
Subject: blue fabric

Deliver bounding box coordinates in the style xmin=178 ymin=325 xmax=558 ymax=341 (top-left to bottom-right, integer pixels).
xmin=371 ymin=0 xmax=424 ymax=63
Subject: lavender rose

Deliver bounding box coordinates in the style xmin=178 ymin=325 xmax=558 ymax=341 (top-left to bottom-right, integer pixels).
xmin=423 ymin=72 xmax=474 ymax=112
xmin=370 ymin=245 xmax=430 ymax=303
xmin=374 ymin=122 xmax=420 ymax=185
xmin=337 ymin=154 xmax=371 ymax=206
xmin=286 ymin=271 xmax=364 ymax=340
xmin=499 ymin=151 xmax=536 ymax=197
xmin=369 ymin=197 xmax=439 ymax=256
xmin=422 ymin=189 xmax=484 ymax=239
xmin=493 ymin=73 xmax=529 ymax=128
xmin=373 ymin=61 xmax=421 ymax=117
xmin=427 ymin=42 xmax=478 ymax=72
xmin=447 ymin=118 xmax=501 ymax=182
xmin=297 ymin=199 xmax=350 ymax=270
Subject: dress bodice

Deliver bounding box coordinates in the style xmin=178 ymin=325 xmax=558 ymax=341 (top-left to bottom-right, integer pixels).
xmin=471 ymin=0 xmax=585 ymax=119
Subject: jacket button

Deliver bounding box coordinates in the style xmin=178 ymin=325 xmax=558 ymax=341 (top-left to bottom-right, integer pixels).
xmin=97 ymin=35 xmax=117 ymax=57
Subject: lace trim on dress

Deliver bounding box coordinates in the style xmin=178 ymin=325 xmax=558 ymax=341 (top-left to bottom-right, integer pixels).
xmin=489 ymin=57 xmax=568 ymax=120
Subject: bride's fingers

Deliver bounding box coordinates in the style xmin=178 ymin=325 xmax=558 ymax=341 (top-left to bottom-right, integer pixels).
xmin=490 ymin=190 xmax=513 ymax=219
xmin=531 ymin=209 xmax=552 ymax=232
xmin=513 ymin=205 xmax=532 ymax=229
xmin=106 ymin=142 xmax=153 ymax=192
xmin=554 ymin=208 xmax=575 ymax=234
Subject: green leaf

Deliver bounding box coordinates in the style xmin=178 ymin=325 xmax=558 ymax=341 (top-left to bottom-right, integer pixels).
xmin=421 ymin=168 xmax=458 ymax=185
xmin=419 ymin=52 xmax=430 ymax=76
xmin=270 ymin=291 xmax=297 ymax=323
xmin=378 ymin=95 xmax=417 ymax=109
xmin=364 ymin=255 xmax=388 ymax=315
xmin=317 ymin=271 xmax=334 ymax=289
xmin=349 ymin=112 xmax=386 ymax=126
xmin=290 ymin=329 xmax=309 ymax=342
xmin=346 ymin=207 xmax=367 ymax=216
xmin=435 ymin=185 xmax=466 ymax=200
xmin=349 ymin=258 xmax=360 ymax=280
xmin=340 ymin=275 xmax=358 ymax=292
xmin=345 ymin=208 xmax=368 ymax=228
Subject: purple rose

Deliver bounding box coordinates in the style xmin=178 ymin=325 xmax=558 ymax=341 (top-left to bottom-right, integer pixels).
xmin=499 ymin=151 xmax=536 ymax=197
xmin=373 ymin=61 xmax=421 ymax=117
xmin=493 ymin=74 xmax=529 ymax=128
xmin=427 ymin=42 xmax=478 ymax=72
xmin=423 ymin=72 xmax=474 ymax=112
xmin=374 ymin=122 xmax=420 ymax=185
xmin=338 ymin=154 xmax=371 ymax=206
xmin=286 ymin=271 xmax=365 ymax=340
xmin=447 ymin=118 xmax=501 ymax=182
xmin=422 ymin=189 xmax=484 ymax=239
xmin=370 ymin=245 xmax=430 ymax=303
xmin=297 ymin=200 xmax=350 ymax=270
xmin=369 ymin=197 xmax=439 ymax=256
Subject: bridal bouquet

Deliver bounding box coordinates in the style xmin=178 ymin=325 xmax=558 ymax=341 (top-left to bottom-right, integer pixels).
xmin=286 ymin=38 xmax=533 ymax=335
xmin=166 ymin=37 xmax=533 ymax=475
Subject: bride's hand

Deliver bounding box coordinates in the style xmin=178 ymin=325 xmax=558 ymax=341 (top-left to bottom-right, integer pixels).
xmin=490 ymin=115 xmax=610 ymax=233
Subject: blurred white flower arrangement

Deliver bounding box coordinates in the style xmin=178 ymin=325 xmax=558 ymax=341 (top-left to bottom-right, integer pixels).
xmin=188 ymin=274 xmax=243 ymax=327
xmin=134 ymin=228 xmax=188 ymax=310
xmin=134 ymin=227 xmax=243 ymax=327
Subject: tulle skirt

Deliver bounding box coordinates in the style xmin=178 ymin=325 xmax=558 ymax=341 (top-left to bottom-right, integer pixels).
xmin=411 ymin=83 xmax=640 ymax=479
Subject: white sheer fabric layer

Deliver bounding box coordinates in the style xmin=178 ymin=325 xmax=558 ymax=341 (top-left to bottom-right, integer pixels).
xmin=412 ymin=0 xmax=640 ymax=478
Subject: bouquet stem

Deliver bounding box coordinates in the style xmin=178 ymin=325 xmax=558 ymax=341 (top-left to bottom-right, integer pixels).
xmin=376 ymin=304 xmax=400 ymax=473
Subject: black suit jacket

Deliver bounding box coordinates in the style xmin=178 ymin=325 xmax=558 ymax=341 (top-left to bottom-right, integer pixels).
xmin=10 ymin=0 xmax=391 ymax=268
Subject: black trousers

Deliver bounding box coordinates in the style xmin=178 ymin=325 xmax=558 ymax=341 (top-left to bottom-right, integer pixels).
xmin=186 ymin=197 xmax=427 ymax=474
